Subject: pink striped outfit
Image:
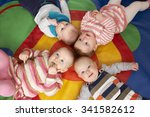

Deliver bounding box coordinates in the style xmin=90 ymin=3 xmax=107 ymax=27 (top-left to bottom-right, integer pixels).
xmin=8 ymin=49 xmax=63 ymax=100
xmin=81 ymin=4 xmax=127 ymax=45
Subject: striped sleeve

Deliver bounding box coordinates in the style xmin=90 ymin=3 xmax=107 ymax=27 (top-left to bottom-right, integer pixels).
xmin=102 ymin=62 xmax=134 ymax=75
xmin=19 ymin=49 xmax=50 ymax=61
xmin=81 ymin=11 xmax=94 ymax=29
xmin=19 ymin=48 xmax=40 ymax=61
xmin=43 ymin=74 xmax=63 ymax=96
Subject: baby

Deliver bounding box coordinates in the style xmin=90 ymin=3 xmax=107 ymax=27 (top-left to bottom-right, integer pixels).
xmin=0 ymin=47 xmax=74 ymax=99
xmin=74 ymin=57 xmax=143 ymax=100
xmin=74 ymin=0 xmax=150 ymax=55
xmin=19 ymin=0 xmax=79 ymax=45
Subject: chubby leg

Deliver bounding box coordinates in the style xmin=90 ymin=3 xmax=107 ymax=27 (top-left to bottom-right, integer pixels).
xmin=108 ymin=0 xmax=121 ymax=5
xmin=0 ymin=49 xmax=11 ymax=80
xmin=125 ymin=1 xmax=149 ymax=24
xmin=0 ymin=50 xmax=15 ymax=97
xmin=18 ymin=0 xmax=42 ymax=16
xmin=0 ymin=80 xmax=15 ymax=97
xmin=19 ymin=0 xmax=61 ymax=16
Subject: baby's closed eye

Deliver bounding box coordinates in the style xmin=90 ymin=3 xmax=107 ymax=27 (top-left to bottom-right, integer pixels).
xmin=60 ymin=59 xmax=64 ymax=63
xmin=56 ymin=53 xmax=59 ymax=57
xmin=85 ymin=42 xmax=88 ymax=45
xmin=81 ymin=70 xmax=85 ymax=75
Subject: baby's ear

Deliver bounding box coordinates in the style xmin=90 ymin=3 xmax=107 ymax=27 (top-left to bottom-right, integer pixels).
xmin=93 ymin=44 xmax=98 ymax=51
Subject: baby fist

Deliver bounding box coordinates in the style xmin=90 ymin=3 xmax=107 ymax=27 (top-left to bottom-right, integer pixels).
xmin=19 ymin=51 xmax=30 ymax=63
xmin=48 ymin=67 xmax=57 ymax=74
xmin=48 ymin=18 xmax=58 ymax=26
xmin=131 ymin=63 xmax=139 ymax=71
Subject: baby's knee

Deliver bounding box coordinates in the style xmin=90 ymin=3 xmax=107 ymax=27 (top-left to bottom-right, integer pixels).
xmin=0 ymin=50 xmax=10 ymax=69
xmin=0 ymin=49 xmax=9 ymax=57
xmin=0 ymin=80 xmax=16 ymax=97
xmin=130 ymin=1 xmax=142 ymax=7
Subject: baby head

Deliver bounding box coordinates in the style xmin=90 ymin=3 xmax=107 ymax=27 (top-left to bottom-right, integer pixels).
xmin=48 ymin=47 xmax=74 ymax=73
xmin=74 ymin=31 xmax=97 ymax=56
xmin=56 ymin=21 xmax=79 ymax=45
xmin=74 ymin=10 xmax=106 ymax=56
xmin=74 ymin=56 xmax=98 ymax=83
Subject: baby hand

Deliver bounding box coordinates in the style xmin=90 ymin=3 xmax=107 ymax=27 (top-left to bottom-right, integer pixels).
xmin=47 ymin=18 xmax=58 ymax=26
xmin=91 ymin=10 xmax=99 ymax=17
xmin=48 ymin=67 xmax=57 ymax=74
xmin=19 ymin=51 xmax=29 ymax=63
xmin=91 ymin=10 xmax=105 ymax=22
xmin=131 ymin=63 xmax=139 ymax=71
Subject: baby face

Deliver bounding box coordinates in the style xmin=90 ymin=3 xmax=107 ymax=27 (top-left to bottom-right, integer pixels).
xmin=49 ymin=47 xmax=74 ymax=73
xmin=74 ymin=32 xmax=97 ymax=55
xmin=56 ymin=21 xmax=78 ymax=45
xmin=74 ymin=57 xmax=98 ymax=83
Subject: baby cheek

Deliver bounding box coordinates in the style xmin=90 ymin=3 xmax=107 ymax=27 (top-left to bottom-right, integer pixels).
xmin=89 ymin=76 xmax=96 ymax=82
xmin=78 ymin=74 xmax=85 ymax=81
xmin=58 ymin=61 xmax=66 ymax=69
xmin=83 ymin=77 xmax=88 ymax=82
xmin=56 ymin=29 xmax=62 ymax=38
xmin=84 ymin=75 xmax=91 ymax=82
xmin=57 ymin=32 xmax=62 ymax=38
xmin=48 ymin=56 xmax=54 ymax=62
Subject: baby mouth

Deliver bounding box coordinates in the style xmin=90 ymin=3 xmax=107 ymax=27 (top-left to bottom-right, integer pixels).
xmin=89 ymin=73 xmax=93 ymax=78
xmin=50 ymin=62 xmax=56 ymax=67
xmin=50 ymin=62 xmax=61 ymax=71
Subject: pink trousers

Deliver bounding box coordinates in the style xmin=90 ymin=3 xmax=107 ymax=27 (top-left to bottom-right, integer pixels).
xmin=0 ymin=50 xmax=15 ymax=97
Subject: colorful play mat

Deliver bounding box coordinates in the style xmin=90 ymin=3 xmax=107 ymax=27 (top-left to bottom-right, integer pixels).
xmin=0 ymin=0 xmax=150 ymax=100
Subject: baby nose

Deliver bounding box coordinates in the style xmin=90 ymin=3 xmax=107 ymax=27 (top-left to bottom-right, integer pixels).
xmin=86 ymin=69 xmax=91 ymax=75
xmin=54 ymin=58 xmax=62 ymax=65
xmin=61 ymin=23 xmax=66 ymax=27
xmin=50 ymin=62 xmax=56 ymax=67
xmin=52 ymin=58 xmax=58 ymax=65
xmin=54 ymin=58 xmax=59 ymax=63
xmin=80 ymin=37 xmax=86 ymax=42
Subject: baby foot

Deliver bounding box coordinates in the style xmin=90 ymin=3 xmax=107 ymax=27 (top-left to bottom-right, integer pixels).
xmin=148 ymin=0 xmax=150 ymax=7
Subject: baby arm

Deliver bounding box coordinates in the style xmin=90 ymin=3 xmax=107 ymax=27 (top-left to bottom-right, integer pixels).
xmin=44 ymin=73 xmax=63 ymax=96
xmin=37 ymin=18 xmax=57 ymax=37
xmin=59 ymin=0 xmax=71 ymax=21
xmin=19 ymin=48 xmax=34 ymax=63
xmin=81 ymin=11 xmax=94 ymax=30
xmin=78 ymin=84 xmax=92 ymax=100
xmin=102 ymin=62 xmax=139 ymax=75
xmin=19 ymin=49 xmax=49 ymax=63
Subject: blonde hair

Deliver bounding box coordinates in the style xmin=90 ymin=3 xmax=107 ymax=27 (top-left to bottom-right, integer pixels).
xmin=74 ymin=56 xmax=96 ymax=73
xmin=59 ymin=47 xmax=75 ymax=67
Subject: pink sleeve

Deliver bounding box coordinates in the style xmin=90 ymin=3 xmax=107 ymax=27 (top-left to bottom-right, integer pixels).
xmin=81 ymin=11 xmax=93 ymax=30
xmin=19 ymin=48 xmax=50 ymax=59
